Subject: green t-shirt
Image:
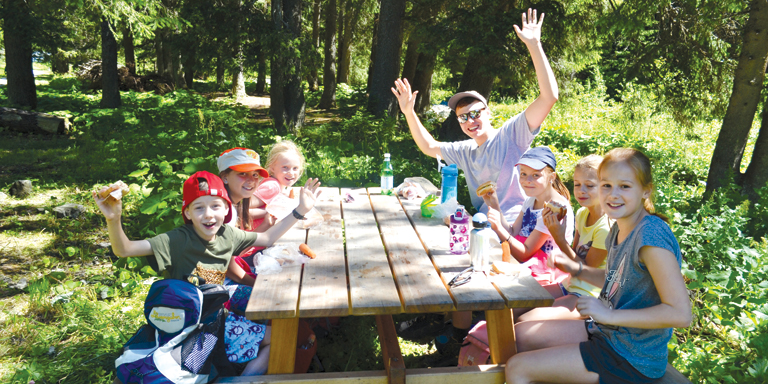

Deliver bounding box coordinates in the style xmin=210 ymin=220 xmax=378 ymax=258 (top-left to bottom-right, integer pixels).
xmin=146 ymin=224 xmax=259 ymax=280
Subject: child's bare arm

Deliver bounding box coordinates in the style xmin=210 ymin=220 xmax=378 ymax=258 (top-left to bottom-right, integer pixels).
xmin=93 ymin=187 xmax=153 ymax=257
xmin=542 ymin=208 xmax=577 ymax=260
xmin=576 ymin=246 xmax=692 ymax=329
xmin=515 ymin=9 xmax=558 ymax=131
xmin=252 ymin=178 xmax=321 ymax=246
xmin=248 ymin=195 xmax=269 ymax=219
xmin=227 ymin=260 xmax=256 ymax=286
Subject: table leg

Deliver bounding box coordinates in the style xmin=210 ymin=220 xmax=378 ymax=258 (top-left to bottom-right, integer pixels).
xmin=485 ymin=308 xmax=516 ymax=364
xmin=267 ymin=317 xmax=299 ymax=374
xmin=375 ymin=315 xmax=406 ymax=384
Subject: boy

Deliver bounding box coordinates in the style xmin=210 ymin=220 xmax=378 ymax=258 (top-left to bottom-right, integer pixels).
xmin=95 ymin=170 xmax=320 ymax=378
xmin=391 ymin=8 xmax=558 ymax=223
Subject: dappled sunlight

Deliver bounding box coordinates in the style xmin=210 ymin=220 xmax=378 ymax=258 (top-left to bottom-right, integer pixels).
xmin=0 ymin=231 xmax=56 ymax=262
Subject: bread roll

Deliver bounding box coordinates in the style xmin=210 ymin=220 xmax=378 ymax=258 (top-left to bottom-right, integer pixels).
xmin=476 ymin=181 xmax=496 ymax=197
xmin=98 ymin=180 xmax=130 ymax=201
xmin=545 ymin=201 xmax=567 ymax=221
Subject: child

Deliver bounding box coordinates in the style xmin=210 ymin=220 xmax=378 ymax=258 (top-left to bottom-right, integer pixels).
xmin=517 ymin=154 xmax=611 ymax=322
xmin=95 ymin=171 xmax=321 ymax=377
xmin=505 ymin=148 xmax=692 ymax=384
xmin=250 ymin=140 xmax=306 ymax=232
xmin=484 ymin=146 xmax=574 ymax=285
xmin=218 ymin=147 xmax=269 ymax=231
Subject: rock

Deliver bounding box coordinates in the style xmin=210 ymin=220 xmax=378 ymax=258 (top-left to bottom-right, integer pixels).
xmin=9 ymin=180 xmax=32 ymax=198
xmin=53 ymin=203 xmax=86 ymax=219
xmin=97 ymin=242 xmax=111 ymax=249
xmin=9 ymin=278 xmax=27 ymax=290
xmin=0 ymin=192 xmax=7 ymax=201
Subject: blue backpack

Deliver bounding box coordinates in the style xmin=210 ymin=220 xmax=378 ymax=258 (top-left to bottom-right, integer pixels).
xmin=115 ymin=279 xmax=236 ymax=383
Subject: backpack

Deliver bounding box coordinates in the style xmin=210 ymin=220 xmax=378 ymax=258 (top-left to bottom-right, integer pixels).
xmin=458 ymin=321 xmax=491 ymax=367
xmin=115 ymin=279 xmax=236 ymax=384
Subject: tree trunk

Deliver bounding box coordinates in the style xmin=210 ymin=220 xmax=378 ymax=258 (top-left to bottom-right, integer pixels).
xmin=367 ymin=0 xmax=406 ymax=117
xmin=155 ymin=28 xmax=174 ymax=81
xmin=337 ymin=0 xmax=362 ymax=85
xmin=705 ymin=0 xmax=768 ymax=199
xmin=401 ymin=34 xmax=420 ymax=81
xmin=307 ymin=0 xmax=321 ymax=91
xmin=216 ymin=48 xmax=227 ymax=90
xmin=184 ymin=46 xmax=196 ymax=89
xmin=51 ymin=51 xmax=68 ymax=74
xmin=337 ymin=2 xmax=348 ymax=84
xmin=742 ymin=94 xmax=768 ymax=197
xmin=412 ymin=51 xmax=437 ymax=114
xmin=100 ymin=19 xmax=121 ymax=108
xmin=271 ymin=0 xmax=306 ymax=134
xmin=3 ymin=0 xmax=37 ymax=109
xmin=232 ymin=0 xmax=246 ymax=101
xmin=319 ymin=0 xmax=338 ymax=109
xmin=122 ymin=25 xmax=136 ymax=75
xmin=256 ymin=46 xmax=267 ymax=94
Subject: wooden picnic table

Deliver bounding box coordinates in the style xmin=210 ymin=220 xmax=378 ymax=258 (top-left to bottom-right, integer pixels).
xmin=236 ymin=187 xmax=554 ymax=384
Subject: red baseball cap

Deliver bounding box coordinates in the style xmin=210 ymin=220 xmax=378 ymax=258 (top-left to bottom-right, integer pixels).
xmin=182 ymin=171 xmax=233 ymax=224
xmin=217 ymin=148 xmax=269 ymax=177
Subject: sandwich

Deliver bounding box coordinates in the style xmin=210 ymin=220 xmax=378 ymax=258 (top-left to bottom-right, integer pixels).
xmin=545 ymin=200 xmax=567 ymax=221
xmin=98 ymin=180 xmax=130 ymax=201
xmin=476 ymin=181 xmax=496 ymax=197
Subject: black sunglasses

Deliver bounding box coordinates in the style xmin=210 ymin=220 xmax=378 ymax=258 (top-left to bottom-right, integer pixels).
xmin=457 ymin=108 xmax=485 ymax=124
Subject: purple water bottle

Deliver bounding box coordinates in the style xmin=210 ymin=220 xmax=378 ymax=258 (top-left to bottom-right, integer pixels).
xmin=449 ymin=206 xmax=470 ymax=254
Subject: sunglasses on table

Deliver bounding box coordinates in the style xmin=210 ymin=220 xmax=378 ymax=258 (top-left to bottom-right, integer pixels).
xmin=456 ymin=108 xmax=485 ymax=124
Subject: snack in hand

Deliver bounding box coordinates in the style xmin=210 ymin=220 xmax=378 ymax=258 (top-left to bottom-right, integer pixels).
xmin=545 ymin=200 xmax=567 ymax=221
xmin=98 ymin=180 xmax=130 ymax=201
xmin=299 ymin=243 xmax=316 ymax=259
xmin=476 ymin=181 xmax=496 ymax=197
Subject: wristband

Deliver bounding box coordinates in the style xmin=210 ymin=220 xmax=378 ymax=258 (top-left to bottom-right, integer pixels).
xmin=292 ymin=209 xmax=306 ymax=220
xmin=573 ymin=260 xmax=583 ymax=277
xmin=505 ymin=234 xmax=512 ymax=243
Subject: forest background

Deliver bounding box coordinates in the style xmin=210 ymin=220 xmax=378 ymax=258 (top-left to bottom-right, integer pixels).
xmin=2 ymin=0 xmax=768 ymax=382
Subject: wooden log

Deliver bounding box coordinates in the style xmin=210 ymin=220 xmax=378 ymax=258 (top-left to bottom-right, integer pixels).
xmin=0 ymin=107 xmax=69 ymax=134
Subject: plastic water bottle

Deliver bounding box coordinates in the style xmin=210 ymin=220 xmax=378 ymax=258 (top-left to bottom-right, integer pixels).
xmin=449 ymin=206 xmax=470 ymax=254
xmin=469 ymin=213 xmax=493 ymax=272
xmin=380 ymin=153 xmax=394 ymax=195
xmin=440 ymin=164 xmax=458 ymax=204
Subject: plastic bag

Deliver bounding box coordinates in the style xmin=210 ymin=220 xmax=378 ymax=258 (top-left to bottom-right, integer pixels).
xmin=431 ymin=198 xmax=459 ymax=219
xmin=300 ymin=207 xmax=324 ymax=229
xmin=254 ymin=243 xmax=310 ymax=275
xmin=395 ymin=178 xmax=428 ymax=200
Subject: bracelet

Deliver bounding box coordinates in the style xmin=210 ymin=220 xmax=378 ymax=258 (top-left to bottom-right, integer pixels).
xmin=505 ymin=234 xmax=512 ymax=243
xmin=292 ymin=209 xmax=306 ymax=220
xmin=573 ymin=260 xmax=583 ymax=278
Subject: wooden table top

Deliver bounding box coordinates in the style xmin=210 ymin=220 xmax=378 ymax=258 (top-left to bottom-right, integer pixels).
xmin=245 ymin=187 xmax=553 ymax=321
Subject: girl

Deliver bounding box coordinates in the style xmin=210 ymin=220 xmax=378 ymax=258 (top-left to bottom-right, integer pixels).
xmin=250 ymin=140 xmax=306 ymax=232
xmin=485 ymin=146 xmax=574 ymax=288
xmin=517 ymin=154 xmax=611 ymax=321
xmin=505 ymin=148 xmax=692 ymax=384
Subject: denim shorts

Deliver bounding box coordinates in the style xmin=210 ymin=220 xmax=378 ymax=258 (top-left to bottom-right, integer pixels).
xmin=579 ymin=324 xmax=657 ymax=384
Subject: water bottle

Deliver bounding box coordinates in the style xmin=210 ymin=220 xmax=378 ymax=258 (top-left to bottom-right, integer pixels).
xmin=469 ymin=213 xmax=493 ymax=272
xmin=449 ymin=206 xmax=470 ymax=254
xmin=440 ymin=164 xmax=458 ymax=203
xmin=380 ymin=153 xmax=394 ymax=195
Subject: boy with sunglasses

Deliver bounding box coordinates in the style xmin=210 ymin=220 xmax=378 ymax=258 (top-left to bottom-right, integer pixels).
xmin=392 ymin=8 xmax=558 ymax=223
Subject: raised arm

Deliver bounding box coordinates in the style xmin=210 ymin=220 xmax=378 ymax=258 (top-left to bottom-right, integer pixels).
xmin=515 ymin=9 xmax=559 ymax=131
xmin=93 ymin=186 xmax=152 ymax=258
xmin=391 ymin=78 xmax=442 ymax=158
xmin=253 ymin=178 xmax=321 ymax=246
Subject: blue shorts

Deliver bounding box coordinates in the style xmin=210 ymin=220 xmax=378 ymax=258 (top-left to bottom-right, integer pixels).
xmin=225 ymin=313 xmax=266 ymax=363
xmin=579 ymin=325 xmax=656 ymax=384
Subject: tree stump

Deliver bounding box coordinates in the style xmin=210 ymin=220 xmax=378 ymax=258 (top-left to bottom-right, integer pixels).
xmin=0 ymin=107 xmax=69 ymax=134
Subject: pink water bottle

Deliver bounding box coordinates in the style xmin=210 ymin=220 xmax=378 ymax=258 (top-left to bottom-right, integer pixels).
xmin=449 ymin=206 xmax=470 ymax=254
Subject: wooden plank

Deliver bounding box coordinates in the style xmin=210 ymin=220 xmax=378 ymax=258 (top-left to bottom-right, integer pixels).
xmin=406 ymin=365 xmax=506 ymax=384
xmin=215 ymin=370 xmax=387 ymax=383
xmin=375 ymin=315 xmax=406 ymax=384
xmin=246 ymin=218 xmax=308 ymax=320
xmin=268 ymin=317 xmax=300 ymax=374
xmin=399 ymin=197 xmax=506 ymax=311
xmin=368 ymin=188 xmax=454 ymax=313
xmin=299 ymin=188 xmax=349 ymax=318
xmin=343 ymin=188 xmax=403 ymax=316
xmin=490 ymin=274 xmax=554 ymax=309
xmin=215 ymin=365 xmax=505 ymax=384
xmin=485 ymin=309 xmax=516 ymax=364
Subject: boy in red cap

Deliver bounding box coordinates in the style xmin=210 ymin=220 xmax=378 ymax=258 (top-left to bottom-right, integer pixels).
xmin=94 ymin=170 xmax=321 ymax=377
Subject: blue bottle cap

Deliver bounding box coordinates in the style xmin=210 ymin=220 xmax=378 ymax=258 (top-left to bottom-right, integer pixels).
xmin=441 ymin=164 xmax=458 ymax=176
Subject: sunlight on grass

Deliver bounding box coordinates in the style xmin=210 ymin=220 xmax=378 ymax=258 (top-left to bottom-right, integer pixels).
xmin=0 ymin=232 xmax=55 ymax=261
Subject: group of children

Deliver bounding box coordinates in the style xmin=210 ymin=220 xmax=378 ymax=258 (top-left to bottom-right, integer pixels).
xmin=96 ymin=7 xmax=691 ymax=384
xmin=97 ymin=141 xmax=310 ymax=381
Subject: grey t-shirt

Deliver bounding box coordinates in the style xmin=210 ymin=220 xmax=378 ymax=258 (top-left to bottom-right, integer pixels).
xmin=591 ymin=215 xmax=682 ymax=379
xmin=147 ymin=224 xmax=259 ymax=280
xmin=439 ymin=111 xmax=538 ymax=222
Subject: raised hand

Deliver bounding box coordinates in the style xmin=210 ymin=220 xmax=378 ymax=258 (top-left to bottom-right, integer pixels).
xmin=391 ymin=78 xmax=418 ymax=114
xmin=481 ymin=189 xmax=501 ymax=211
xmin=514 ymin=8 xmax=544 ymax=46
xmin=93 ymin=184 xmax=123 ymax=222
xmin=296 ymin=178 xmax=321 ymax=214
xmin=542 ymin=207 xmax=566 ymax=242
